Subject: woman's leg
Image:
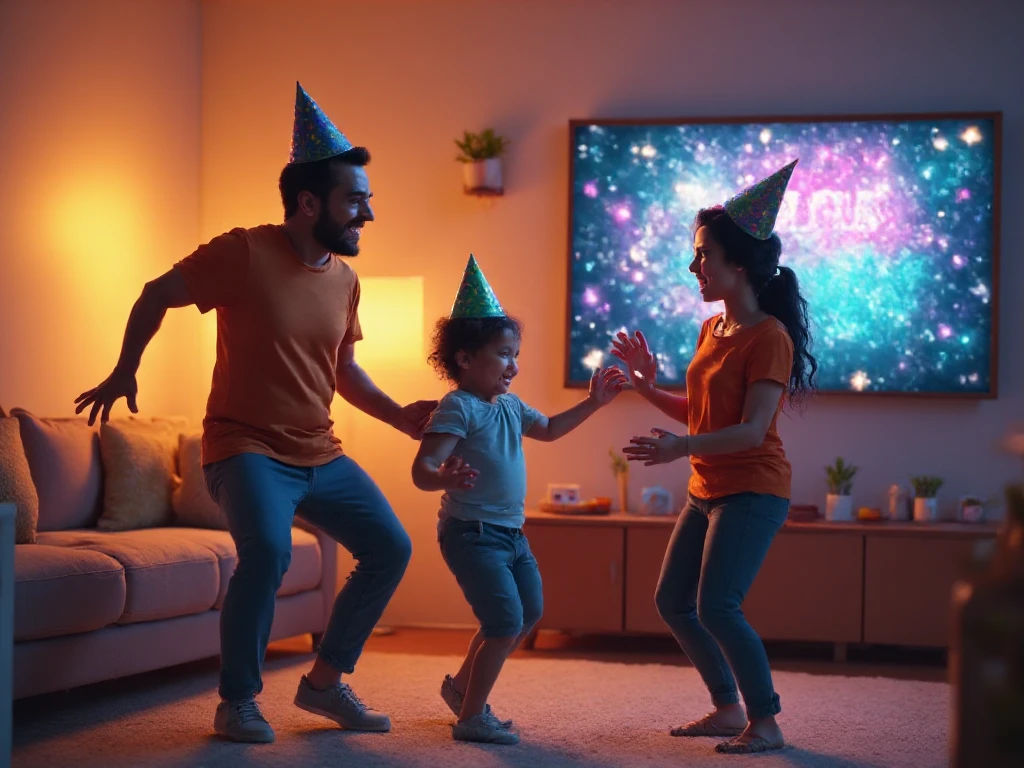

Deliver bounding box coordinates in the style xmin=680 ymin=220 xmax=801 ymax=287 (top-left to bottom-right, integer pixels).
xmin=655 ymin=496 xmax=746 ymax=735
xmin=694 ymin=493 xmax=788 ymax=752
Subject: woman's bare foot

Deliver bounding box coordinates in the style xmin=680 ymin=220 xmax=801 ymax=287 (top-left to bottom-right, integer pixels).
xmin=715 ymin=716 xmax=785 ymax=753
xmin=671 ymin=703 xmax=747 ymax=737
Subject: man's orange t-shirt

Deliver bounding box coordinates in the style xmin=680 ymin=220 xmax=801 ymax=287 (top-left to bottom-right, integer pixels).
xmin=686 ymin=314 xmax=794 ymax=501
xmin=174 ymin=224 xmax=362 ymax=467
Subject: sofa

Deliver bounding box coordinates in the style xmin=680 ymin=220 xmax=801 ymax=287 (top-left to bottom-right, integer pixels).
xmin=0 ymin=407 xmax=337 ymax=700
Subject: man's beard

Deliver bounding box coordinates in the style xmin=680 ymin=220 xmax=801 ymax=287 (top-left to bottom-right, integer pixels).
xmin=313 ymin=208 xmax=361 ymax=257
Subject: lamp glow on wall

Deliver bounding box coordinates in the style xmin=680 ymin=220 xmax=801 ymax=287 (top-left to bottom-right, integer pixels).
xmin=354 ymin=276 xmax=425 ymax=370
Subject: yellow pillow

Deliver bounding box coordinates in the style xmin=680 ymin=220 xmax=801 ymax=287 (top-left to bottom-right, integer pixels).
xmin=97 ymin=417 xmax=186 ymax=532
xmin=0 ymin=416 xmax=40 ymax=543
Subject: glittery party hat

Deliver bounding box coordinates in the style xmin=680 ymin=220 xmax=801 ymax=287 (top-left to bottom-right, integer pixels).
xmin=288 ymin=82 xmax=353 ymax=164
xmin=449 ymin=255 xmax=505 ymax=319
xmin=723 ymin=159 xmax=798 ymax=240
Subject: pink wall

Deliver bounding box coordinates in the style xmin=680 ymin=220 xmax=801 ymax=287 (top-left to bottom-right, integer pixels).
xmin=199 ymin=0 xmax=1023 ymax=626
xmin=0 ymin=0 xmax=205 ymax=421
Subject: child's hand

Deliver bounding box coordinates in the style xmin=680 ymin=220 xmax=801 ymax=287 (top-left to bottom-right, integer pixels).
xmin=438 ymin=456 xmax=479 ymax=490
xmin=589 ymin=366 xmax=628 ymax=405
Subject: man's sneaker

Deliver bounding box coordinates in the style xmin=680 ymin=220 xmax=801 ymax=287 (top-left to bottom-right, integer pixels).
xmin=440 ymin=675 xmax=513 ymax=729
xmin=452 ymin=712 xmax=520 ymax=745
xmin=213 ymin=698 xmax=275 ymax=743
xmin=293 ymin=675 xmax=391 ymax=732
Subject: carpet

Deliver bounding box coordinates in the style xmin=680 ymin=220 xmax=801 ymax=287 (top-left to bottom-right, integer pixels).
xmin=13 ymin=650 xmax=949 ymax=768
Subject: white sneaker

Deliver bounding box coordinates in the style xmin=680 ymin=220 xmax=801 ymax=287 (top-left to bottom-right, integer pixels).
xmin=214 ymin=698 xmax=275 ymax=743
xmin=452 ymin=712 xmax=520 ymax=745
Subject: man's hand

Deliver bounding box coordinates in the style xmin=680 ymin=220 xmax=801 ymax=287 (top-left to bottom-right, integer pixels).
xmin=622 ymin=428 xmax=689 ymax=466
xmin=437 ymin=456 xmax=479 ymax=490
xmin=74 ymin=367 xmax=139 ymax=425
xmin=588 ymin=366 xmax=628 ymax=406
xmin=392 ymin=399 xmax=439 ymax=439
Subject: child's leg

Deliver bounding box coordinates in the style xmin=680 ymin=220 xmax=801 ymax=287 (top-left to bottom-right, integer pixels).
xmin=459 ymin=635 xmax=518 ymax=720
xmin=451 ymin=629 xmax=483 ymax=694
xmin=459 ymin=528 xmax=543 ymax=719
xmin=438 ymin=519 xmax=525 ymax=722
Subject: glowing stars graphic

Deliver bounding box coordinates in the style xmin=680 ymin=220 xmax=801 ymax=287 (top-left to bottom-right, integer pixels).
xmin=850 ymin=371 xmax=872 ymax=391
xmin=641 ymin=144 xmax=657 ymax=159
xmin=760 ymin=128 xmax=773 ymax=144
xmin=583 ymin=181 xmax=599 ymax=198
xmin=613 ymin=206 xmax=632 ymax=222
xmin=960 ymin=126 xmax=983 ymax=145
xmin=582 ymin=349 xmax=605 ymax=371
xmin=933 ymin=136 xmax=950 ymax=151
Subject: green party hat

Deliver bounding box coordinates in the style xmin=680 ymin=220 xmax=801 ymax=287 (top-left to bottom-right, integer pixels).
xmin=288 ymin=82 xmax=353 ymax=164
xmin=723 ymin=159 xmax=798 ymax=239
xmin=449 ymin=254 xmax=505 ymax=319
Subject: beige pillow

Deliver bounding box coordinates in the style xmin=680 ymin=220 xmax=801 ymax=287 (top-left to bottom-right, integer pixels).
xmin=0 ymin=417 xmax=40 ymax=543
xmin=172 ymin=433 xmax=228 ymax=529
xmin=97 ymin=417 xmax=185 ymax=532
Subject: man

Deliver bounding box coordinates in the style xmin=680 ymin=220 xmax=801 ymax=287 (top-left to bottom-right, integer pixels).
xmin=75 ymin=83 xmax=435 ymax=743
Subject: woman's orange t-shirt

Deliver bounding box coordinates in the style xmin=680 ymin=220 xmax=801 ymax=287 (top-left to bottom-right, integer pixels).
xmin=686 ymin=314 xmax=794 ymax=501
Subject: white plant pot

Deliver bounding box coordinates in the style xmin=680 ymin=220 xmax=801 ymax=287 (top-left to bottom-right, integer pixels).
xmin=825 ymin=494 xmax=854 ymax=522
xmin=913 ymin=497 xmax=939 ymax=522
xmin=462 ymin=158 xmax=503 ymax=195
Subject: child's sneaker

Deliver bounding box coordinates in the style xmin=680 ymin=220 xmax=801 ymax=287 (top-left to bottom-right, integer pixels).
xmin=440 ymin=674 xmax=513 ymax=728
xmin=213 ymin=698 xmax=276 ymax=743
xmin=452 ymin=712 xmax=520 ymax=745
xmin=293 ymin=675 xmax=391 ymax=732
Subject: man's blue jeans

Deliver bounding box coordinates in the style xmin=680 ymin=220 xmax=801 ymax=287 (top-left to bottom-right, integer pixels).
xmin=204 ymin=452 xmax=411 ymax=701
xmin=655 ymin=492 xmax=788 ymax=719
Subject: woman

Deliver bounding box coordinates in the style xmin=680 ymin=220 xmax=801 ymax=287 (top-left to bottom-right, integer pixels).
xmin=616 ymin=160 xmax=816 ymax=755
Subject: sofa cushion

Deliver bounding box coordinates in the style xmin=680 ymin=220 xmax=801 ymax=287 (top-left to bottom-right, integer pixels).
xmin=0 ymin=417 xmax=39 ymax=543
xmin=171 ymin=433 xmax=227 ymax=529
xmin=35 ymin=529 xmax=219 ymax=624
xmin=98 ymin=417 xmax=185 ymax=532
xmin=175 ymin=527 xmax=322 ymax=608
xmin=14 ymin=544 xmax=126 ymax=641
xmin=10 ymin=409 xmax=102 ymax=531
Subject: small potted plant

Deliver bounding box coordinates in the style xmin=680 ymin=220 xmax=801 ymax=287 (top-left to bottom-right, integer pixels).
xmin=959 ymin=495 xmax=986 ymax=523
xmin=825 ymin=457 xmax=858 ymax=522
xmin=911 ymin=475 xmax=944 ymax=521
xmin=609 ymin=447 xmax=629 ymax=514
xmin=455 ymin=128 xmax=509 ymax=196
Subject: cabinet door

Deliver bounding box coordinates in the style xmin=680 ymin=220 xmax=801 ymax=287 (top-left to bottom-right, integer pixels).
xmin=744 ymin=532 xmax=863 ymax=643
xmin=627 ymin=528 xmax=863 ymax=643
xmin=864 ymin=535 xmax=986 ymax=647
xmin=625 ymin=527 xmax=672 ymax=633
xmin=524 ymin=524 xmax=624 ymax=633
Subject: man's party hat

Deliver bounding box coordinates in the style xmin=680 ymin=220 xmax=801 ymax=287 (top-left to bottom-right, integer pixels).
xmin=288 ymin=82 xmax=353 ymax=164
xmin=723 ymin=159 xmax=798 ymax=240
xmin=449 ymin=255 xmax=505 ymax=319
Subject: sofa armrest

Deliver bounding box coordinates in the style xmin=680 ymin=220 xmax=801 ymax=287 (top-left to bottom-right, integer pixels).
xmin=293 ymin=518 xmax=337 ymax=635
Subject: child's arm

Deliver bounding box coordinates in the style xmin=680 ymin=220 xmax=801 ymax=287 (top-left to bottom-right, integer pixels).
xmin=526 ymin=366 xmax=626 ymax=442
xmin=412 ymin=433 xmax=479 ymax=492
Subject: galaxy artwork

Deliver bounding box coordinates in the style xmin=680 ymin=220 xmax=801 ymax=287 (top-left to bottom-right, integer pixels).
xmin=567 ymin=115 xmax=999 ymax=395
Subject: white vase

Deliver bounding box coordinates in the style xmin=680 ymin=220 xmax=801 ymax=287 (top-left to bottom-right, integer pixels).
xmin=914 ymin=497 xmax=939 ymax=522
xmin=825 ymin=494 xmax=854 ymax=522
xmin=462 ymin=158 xmax=503 ymax=194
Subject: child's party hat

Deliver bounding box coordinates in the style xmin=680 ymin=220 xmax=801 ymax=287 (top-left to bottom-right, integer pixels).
xmin=449 ymin=254 xmax=505 ymax=319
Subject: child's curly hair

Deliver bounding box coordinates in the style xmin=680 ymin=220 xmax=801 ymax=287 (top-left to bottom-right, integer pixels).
xmin=427 ymin=315 xmax=523 ymax=383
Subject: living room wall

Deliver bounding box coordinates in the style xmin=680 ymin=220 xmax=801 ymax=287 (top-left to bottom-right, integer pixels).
xmin=198 ymin=0 xmax=1023 ymax=626
xmin=0 ymin=0 xmax=204 ymax=421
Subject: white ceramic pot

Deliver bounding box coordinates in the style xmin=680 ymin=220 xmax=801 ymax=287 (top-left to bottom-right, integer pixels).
xmin=825 ymin=494 xmax=854 ymax=522
xmin=914 ymin=497 xmax=939 ymax=522
xmin=462 ymin=158 xmax=503 ymax=194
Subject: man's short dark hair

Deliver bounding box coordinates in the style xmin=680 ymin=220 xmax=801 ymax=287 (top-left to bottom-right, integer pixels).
xmin=278 ymin=147 xmax=371 ymax=219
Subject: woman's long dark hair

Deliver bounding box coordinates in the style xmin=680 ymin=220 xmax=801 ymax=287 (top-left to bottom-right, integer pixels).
xmin=694 ymin=206 xmax=818 ymax=403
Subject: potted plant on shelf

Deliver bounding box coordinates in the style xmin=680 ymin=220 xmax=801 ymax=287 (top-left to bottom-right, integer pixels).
xmin=455 ymin=128 xmax=509 ymax=196
xmin=959 ymin=495 xmax=987 ymax=523
xmin=824 ymin=457 xmax=857 ymax=522
xmin=609 ymin=447 xmax=629 ymax=514
xmin=911 ymin=475 xmax=944 ymax=521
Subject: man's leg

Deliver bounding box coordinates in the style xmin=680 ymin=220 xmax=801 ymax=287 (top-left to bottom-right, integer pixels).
xmin=291 ymin=455 xmax=411 ymax=731
xmin=204 ymin=453 xmax=306 ymax=743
